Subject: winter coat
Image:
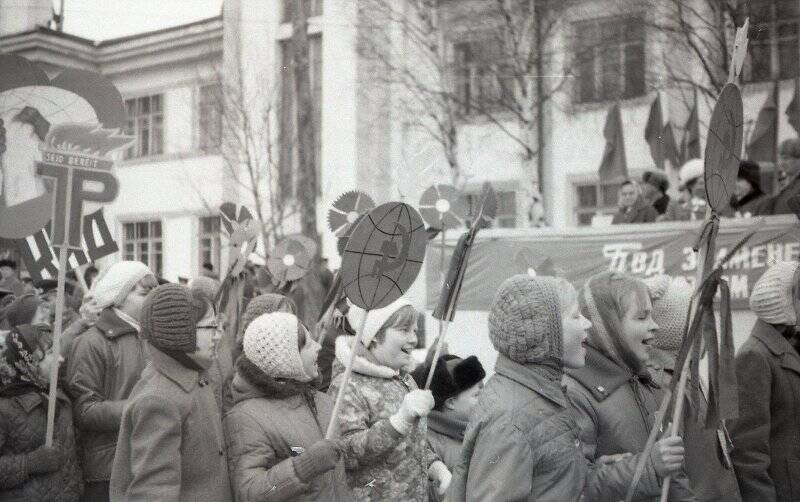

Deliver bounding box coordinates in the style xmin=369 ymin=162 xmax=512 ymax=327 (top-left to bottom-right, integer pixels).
xmin=0 ymin=390 xmax=82 ymax=502
xmin=449 ymin=355 xmax=588 ymax=502
xmin=564 ymin=346 xmax=696 ymax=502
xmin=728 ymin=320 xmax=800 ymax=502
xmin=327 ymin=338 xmax=440 ymax=502
xmin=66 ymin=308 xmax=146 ymax=482
xmin=732 ymin=190 xmax=767 ymax=217
xmin=208 ymin=333 xmax=234 ymax=413
xmin=649 ymin=357 xmax=742 ymax=502
xmin=426 ymin=410 xmax=466 ymax=472
xmin=110 ymin=345 xmax=233 ymax=502
xmin=223 ymin=357 xmax=354 ymax=502
xmin=612 ymin=198 xmax=658 ymax=225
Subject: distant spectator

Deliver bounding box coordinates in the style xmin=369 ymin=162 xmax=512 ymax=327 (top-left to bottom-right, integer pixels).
xmin=753 ymin=139 xmax=800 ymax=216
xmin=201 ymin=262 xmax=218 ymax=280
xmin=0 ymin=259 xmax=25 ymax=297
xmin=732 ymin=160 xmax=766 ymax=217
xmin=84 ymin=266 xmax=99 ymax=289
xmin=661 ymin=158 xmax=707 ymax=221
xmin=21 ymin=277 xmax=37 ymax=295
xmin=641 ymin=170 xmax=673 ymax=216
xmin=611 ymin=180 xmax=658 ymax=224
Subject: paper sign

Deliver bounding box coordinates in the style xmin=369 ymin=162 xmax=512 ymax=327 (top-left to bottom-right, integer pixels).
xmin=419 ymin=184 xmax=467 ymax=230
xmin=267 ymin=234 xmax=317 ymax=284
xmin=704 ymin=84 xmax=744 ymax=213
xmin=219 ymin=202 xmax=260 ymax=278
xmin=327 ymin=190 xmax=375 ymax=237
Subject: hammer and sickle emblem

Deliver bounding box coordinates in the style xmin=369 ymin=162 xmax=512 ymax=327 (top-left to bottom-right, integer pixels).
xmin=372 ymin=223 xmax=410 ymax=276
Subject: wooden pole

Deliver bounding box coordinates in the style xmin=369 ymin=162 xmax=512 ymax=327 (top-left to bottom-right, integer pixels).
xmin=326 ymin=311 xmax=370 ymax=439
xmin=424 ymin=321 xmax=450 ymax=390
xmin=45 ymin=246 xmax=68 ymax=447
xmin=661 ymin=210 xmax=715 ymax=501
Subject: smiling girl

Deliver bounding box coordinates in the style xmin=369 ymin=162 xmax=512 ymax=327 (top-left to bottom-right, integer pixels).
xmin=564 ymin=271 xmax=695 ymax=502
xmin=327 ymin=298 xmax=449 ymax=502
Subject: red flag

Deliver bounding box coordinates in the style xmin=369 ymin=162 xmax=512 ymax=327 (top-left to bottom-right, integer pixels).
xmin=786 ymin=77 xmax=800 ymax=136
xmin=681 ymin=91 xmax=701 ymax=163
xmin=645 ymin=93 xmax=680 ymax=169
xmin=747 ymin=80 xmax=778 ymax=163
xmin=599 ymin=103 xmax=627 ymax=182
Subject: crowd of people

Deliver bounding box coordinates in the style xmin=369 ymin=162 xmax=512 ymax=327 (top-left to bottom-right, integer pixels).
xmin=0 ymin=250 xmax=799 ymax=501
xmin=611 ymin=140 xmax=800 ymax=225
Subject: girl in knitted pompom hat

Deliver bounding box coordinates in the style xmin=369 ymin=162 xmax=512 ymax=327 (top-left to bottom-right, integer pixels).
xmin=728 ymin=261 xmax=800 ymax=501
xmin=65 ymin=261 xmax=157 ymax=501
xmin=223 ymin=311 xmax=354 ymax=502
xmin=327 ymin=298 xmax=450 ymax=502
xmin=450 ymin=274 xmax=601 ymax=502
xmin=643 ymin=274 xmax=741 ymax=502
xmin=563 ymin=271 xmax=695 ymax=502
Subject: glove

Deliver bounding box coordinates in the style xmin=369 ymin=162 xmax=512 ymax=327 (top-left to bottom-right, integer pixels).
xmin=291 ymin=439 xmax=342 ymax=483
xmin=390 ymin=390 xmax=434 ymax=434
xmin=26 ymin=445 xmax=63 ymax=475
xmin=428 ymin=460 xmax=452 ymax=496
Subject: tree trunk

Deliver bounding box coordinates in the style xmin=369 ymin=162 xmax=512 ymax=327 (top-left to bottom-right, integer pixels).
xmin=293 ymin=0 xmax=320 ymax=247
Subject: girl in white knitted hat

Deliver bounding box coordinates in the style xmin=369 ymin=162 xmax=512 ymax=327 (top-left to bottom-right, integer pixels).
xmin=729 ymin=261 xmax=800 ymax=501
xmin=223 ymin=311 xmax=354 ymax=502
xmin=327 ymin=298 xmax=450 ymax=502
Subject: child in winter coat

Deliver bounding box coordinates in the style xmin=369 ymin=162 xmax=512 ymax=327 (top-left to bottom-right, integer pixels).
xmin=0 ymin=323 xmax=82 ymax=501
xmin=327 ymin=298 xmax=450 ymax=502
xmin=643 ymin=275 xmax=741 ymax=502
xmin=564 ymin=271 xmax=695 ymax=502
xmin=66 ymin=261 xmax=157 ymax=502
xmin=233 ymin=293 xmax=296 ymax=361
xmin=729 ymin=261 xmax=800 ymax=501
xmin=411 ymin=355 xmax=485 ymax=471
xmin=110 ymin=284 xmax=233 ymax=502
xmin=223 ymin=311 xmax=354 ymax=501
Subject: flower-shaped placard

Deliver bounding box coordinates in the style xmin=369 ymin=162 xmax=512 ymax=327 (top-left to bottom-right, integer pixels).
xmin=418 ymin=184 xmax=467 ymax=230
xmin=267 ymin=234 xmax=318 ymax=285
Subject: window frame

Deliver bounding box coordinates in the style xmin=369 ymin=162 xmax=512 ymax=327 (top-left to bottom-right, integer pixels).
xmin=123 ymin=94 xmax=164 ymax=160
xmin=461 ymin=188 xmax=518 ymax=228
xmin=573 ymin=179 xmax=624 ymax=226
xmin=122 ymin=220 xmax=163 ymax=276
xmin=197 ymin=84 xmax=222 ymax=151
xmin=745 ymin=0 xmax=800 ymax=83
xmin=450 ymin=35 xmax=516 ymax=116
xmin=198 ymin=215 xmax=221 ymax=277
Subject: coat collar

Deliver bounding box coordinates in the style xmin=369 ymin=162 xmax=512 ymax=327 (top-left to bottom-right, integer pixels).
xmin=96 ymin=308 xmax=139 ymax=340
xmin=494 ymin=354 xmax=567 ymax=408
xmin=567 ymin=345 xmax=658 ymax=401
xmin=13 ymin=389 xmax=69 ymax=413
xmin=752 ymin=320 xmax=800 ymax=376
xmin=147 ymin=345 xmax=201 ymax=393
xmin=428 ymin=410 xmax=468 ymax=441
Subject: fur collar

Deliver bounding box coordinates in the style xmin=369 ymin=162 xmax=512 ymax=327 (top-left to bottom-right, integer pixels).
xmin=334 ymin=335 xmax=401 ymax=379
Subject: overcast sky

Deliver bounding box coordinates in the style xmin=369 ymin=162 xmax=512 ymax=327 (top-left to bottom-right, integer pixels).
xmin=57 ymin=0 xmax=224 ymax=41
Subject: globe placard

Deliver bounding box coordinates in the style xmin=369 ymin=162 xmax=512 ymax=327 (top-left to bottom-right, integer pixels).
xmin=340 ymin=202 xmax=427 ymax=310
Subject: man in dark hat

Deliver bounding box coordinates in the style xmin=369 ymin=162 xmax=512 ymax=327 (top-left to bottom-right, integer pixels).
xmin=732 ymin=160 xmax=766 ymax=217
xmin=641 ymin=170 xmax=673 ymax=216
xmin=0 ymin=259 xmax=25 ymax=297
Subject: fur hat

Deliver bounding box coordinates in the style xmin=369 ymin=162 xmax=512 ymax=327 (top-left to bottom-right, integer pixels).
xmin=188 ymin=276 xmax=221 ymax=308
xmin=0 ymin=259 xmax=17 ymax=269
xmin=488 ymin=275 xmax=565 ymax=366
xmin=642 ymin=171 xmax=669 ymax=193
xmin=679 ymin=158 xmax=704 ymax=185
xmin=141 ymin=284 xmax=207 ymax=353
xmin=750 ymin=261 xmax=800 ymax=325
xmin=3 ymin=294 xmax=43 ymax=328
xmin=347 ymin=297 xmax=414 ymax=348
xmin=738 ymin=160 xmax=763 ymax=193
xmin=412 ymin=355 xmax=485 ymax=410
xmin=92 ymin=261 xmax=152 ymax=309
xmin=243 ymin=312 xmax=311 ymax=382
xmin=643 ymin=275 xmax=693 ymax=353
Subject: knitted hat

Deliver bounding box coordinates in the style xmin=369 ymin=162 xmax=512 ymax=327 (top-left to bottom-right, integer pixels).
xmin=4 ymin=294 xmax=43 ymax=327
xmin=642 ymin=171 xmax=669 ymax=193
xmin=643 ymin=275 xmax=693 ymax=353
xmin=488 ymin=275 xmax=564 ymax=365
xmin=679 ymin=158 xmax=704 ymax=185
xmin=188 ymin=276 xmax=221 ymax=308
xmin=242 ymin=294 xmax=296 ymax=332
xmin=738 ymin=160 xmax=763 ymax=193
xmin=141 ymin=284 xmax=207 ymax=353
xmin=580 ymin=272 xmax=651 ymax=374
xmin=411 ymin=355 xmax=485 ymax=410
xmin=243 ymin=312 xmax=311 ymax=382
xmin=347 ymin=297 xmax=414 ymax=348
xmin=750 ymin=261 xmax=800 ymax=325
xmin=92 ymin=261 xmax=152 ymax=309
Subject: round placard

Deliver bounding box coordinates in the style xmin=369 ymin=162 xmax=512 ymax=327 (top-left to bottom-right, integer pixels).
xmin=340 ymin=202 xmax=427 ymax=310
xmin=704 ymin=83 xmax=743 ymax=213
xmin=267 ymin=234 xmax=317 ymax=284
xmin=418 ymin=184 xmax=467 ymax=229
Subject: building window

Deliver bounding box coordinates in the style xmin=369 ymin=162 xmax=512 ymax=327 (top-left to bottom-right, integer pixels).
xmin=198 ymin=216 xmax=221 ymax=277
xmin=574 ymin=181 xmax=622 ymax=226
xmin=282 ymin=0 xmax=323 ymax=22
xmin=574 ymin=16 xmax=645 ymax=103
xmin=462 ymin=190 xmax=517 ymax=228
xmin=452 ymin=37 xmax=514 ymax=115
xmin=123 ymin=221 xmax=163 ymax=276
xmin=747 ymin=0 xmax=799 ymax=82
xmin=279 ymin=35 xmax=323 ymax=201
xmin=198 ymin=85 xmax=221 ymax=151
xmin=124 ymin=95 xmax=164 ymax=159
